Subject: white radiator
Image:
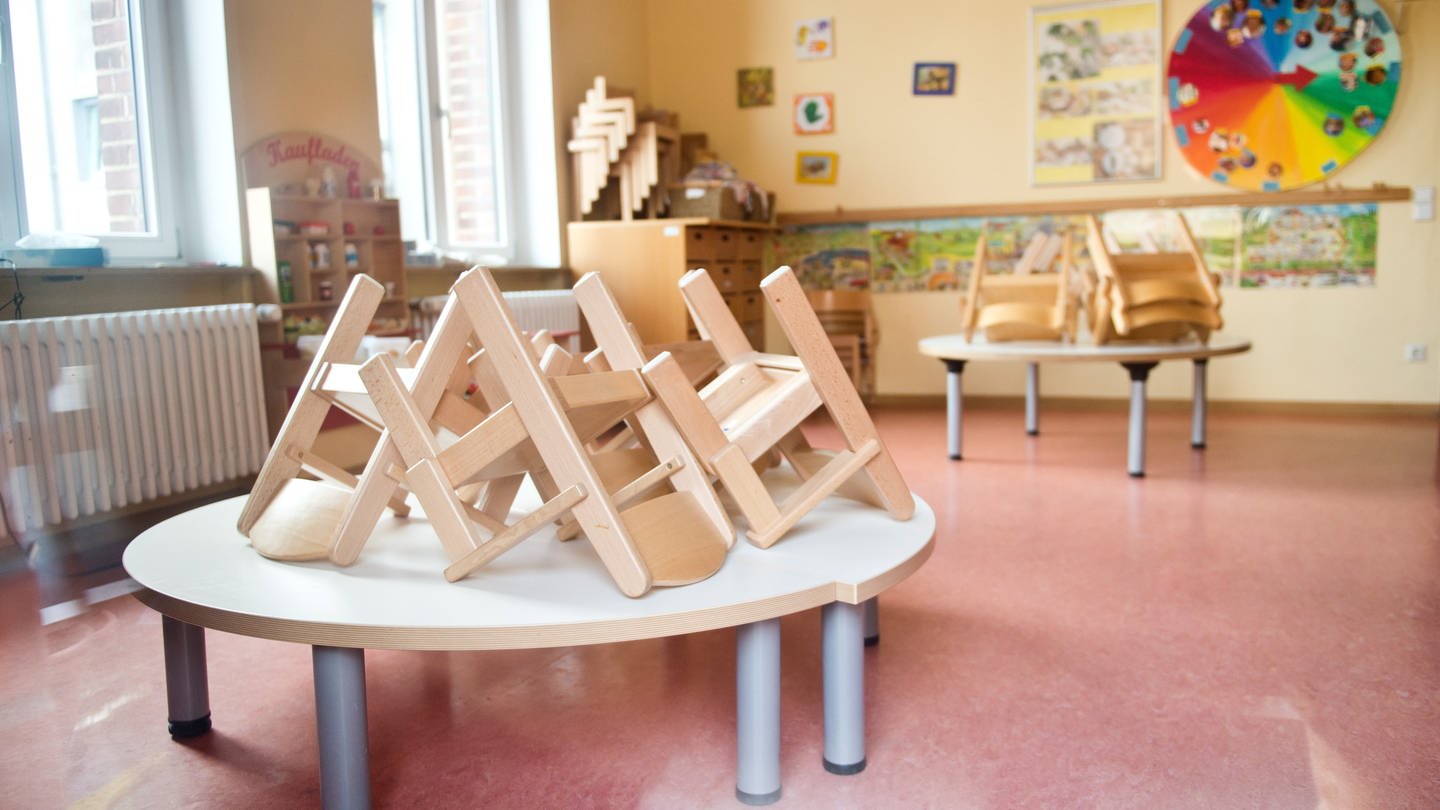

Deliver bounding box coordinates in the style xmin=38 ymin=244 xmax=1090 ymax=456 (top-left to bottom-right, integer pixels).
xmin=0 ymin=304 xmax=267 ymax=541
xmin=413 ymin=289 xmax=580 ymax=352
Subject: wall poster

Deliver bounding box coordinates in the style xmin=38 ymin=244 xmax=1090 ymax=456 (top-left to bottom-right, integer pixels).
xmin=769 ymin=205 xmax=1378 ymax=292
xmin=1030 ymin=0 xmax=1161 ymax=185
xmin=1166 ymin=0 xmax=1402 ymax=192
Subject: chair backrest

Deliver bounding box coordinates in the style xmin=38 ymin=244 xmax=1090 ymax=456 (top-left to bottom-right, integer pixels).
xmin=804 ymin=287 xmax=877 ymax=397
xmin=1084 ymin=213 xmax=1222 ymax=344
xmin=961 ymin=225 xmax=1073 ymax=343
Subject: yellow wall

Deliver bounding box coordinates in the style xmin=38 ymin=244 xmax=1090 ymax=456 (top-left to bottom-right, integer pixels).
xmin=551 ymin=0 xmax=1440 ymax=405
xmin=224 ymin=0 xmax=382 ymax=165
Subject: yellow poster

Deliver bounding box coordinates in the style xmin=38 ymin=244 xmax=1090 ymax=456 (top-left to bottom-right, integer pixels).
xmin=1031 ymin=0 xmax=1160 ymax=185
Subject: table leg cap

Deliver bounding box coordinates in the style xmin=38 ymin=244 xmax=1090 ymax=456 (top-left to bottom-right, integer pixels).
xmin=1128 ymin=471 xmax=1145 ymax=479
xmin=824 ymin=757 xmax=867 ymax=775
xmin=168 ymin=714 xmax=211 ymax=740
xmin=864 ymin=634 xmax=880 ymax=648
xmin=948 ymin=454 xmax=962 ymax=461
xmin=1191 ymin=442 xmax=1206 ymax=449
xmin=1026 ymin=429 xmax=1039 ymax=436
xmin=735 ymin=787 xmax=781 ymax=805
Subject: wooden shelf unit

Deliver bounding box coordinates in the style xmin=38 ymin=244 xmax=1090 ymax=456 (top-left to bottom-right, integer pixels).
xmin=567 ymin=218 xmax=772 ymax=349
xmin=245 ymin=188 xmax=409 ymax=341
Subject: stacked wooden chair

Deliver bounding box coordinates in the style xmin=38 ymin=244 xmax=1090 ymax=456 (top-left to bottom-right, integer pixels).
xmin=567 ymin=76 xmax=680 ymax=221
xmin=239 ymin=269 xmax=733 ymax=597
xmin=237 ymin=275 xmax=414 ymax=561
xmin=960 ymin=226 xmax=1076 ymax=343
xmin=1083 ymin=213 xmax=1223 ymax=344
xmin=804 ymin=288 xmax=879 ymax=400
xmin=577 ymin=266 xmax=913 ymax=549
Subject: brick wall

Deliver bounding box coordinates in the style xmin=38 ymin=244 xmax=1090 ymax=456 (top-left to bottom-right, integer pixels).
xmin=91 ymin=0 xmax=143 ymax=233
xmin=440 ymin=0 xmax=498 ymax=245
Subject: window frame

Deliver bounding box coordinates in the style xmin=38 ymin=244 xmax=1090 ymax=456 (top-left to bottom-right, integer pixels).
xmin=0 ymin=0 xmax=180 ymax=261
xmin=377 ymin=0 xmax=518 ymax=263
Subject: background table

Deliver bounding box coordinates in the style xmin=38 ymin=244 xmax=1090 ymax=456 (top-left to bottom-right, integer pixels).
xmin=917 ymin=335 xmax=1251 ymax=476
xmin=124 ymin=477 xmax=934 ymax=808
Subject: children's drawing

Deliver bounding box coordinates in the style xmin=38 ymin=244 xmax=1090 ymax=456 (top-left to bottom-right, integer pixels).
xmin=794 ymin=93 xmax=835 ymax=134
xmin=737 ymin=67 xmax=774 ymax=108
xmin=795 ymin=17 xmax=835 ymax=60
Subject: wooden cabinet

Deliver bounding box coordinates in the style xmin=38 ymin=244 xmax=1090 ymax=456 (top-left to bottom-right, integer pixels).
xmin=567 ymin=219 xmax=771 ymax=348
xmin=245 ymin=187 xmax=409 ymax=341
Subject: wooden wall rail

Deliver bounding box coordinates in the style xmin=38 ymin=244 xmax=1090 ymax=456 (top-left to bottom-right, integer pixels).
xmin=776 ymin=185 xmax=1413 ymax=227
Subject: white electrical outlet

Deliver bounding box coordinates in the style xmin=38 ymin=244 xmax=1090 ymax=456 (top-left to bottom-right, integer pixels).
xmin=1404 ymin=344 xmax=1427 ymax=363
xmin=1414 ymin=186 xmax=1435 ymax=222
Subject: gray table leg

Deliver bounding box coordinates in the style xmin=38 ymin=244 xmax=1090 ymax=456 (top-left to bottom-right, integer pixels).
xmin=1025 ymin=362 xmax=1040 ymax=436
xmin=822 ymin=601 xmax=865 ymax=775
xmin=1122 ymin=362 xmax=1158 ymax=478
xmin=162 ymin=616 xmax=211 ymax=739
xmin=313 ymin=646 xmax=371 ymax=810
xmin=736 ymin=619 xmax=782 ymax=805
xmin=863 ymin=597 xmax=879 ymax=647
xmin=943 ymin=360 xmax=965 ymax=460
xmin=1191 ymin=358 xmax=1209 ymax=449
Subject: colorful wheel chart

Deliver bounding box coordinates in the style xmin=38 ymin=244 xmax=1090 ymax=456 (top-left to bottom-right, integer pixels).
xmin=1167 ymin=0 xmax=1402 ymax=192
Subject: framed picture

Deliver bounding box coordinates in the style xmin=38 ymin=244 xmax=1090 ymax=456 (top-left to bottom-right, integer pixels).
xmin=1030 ymin=0 xmax=1161 ymax=185
xmin=793 ymin=93 xmax=835 ymax=134
xmin=913 ymin=62 xmax=956 ymax=95
xmin=795 ymin=17 xmax=835 ymax=60
xmin=737 ymin=67 xmax=774 ymax=108
xmin=796 ymin=151 xmax=838 ymax=184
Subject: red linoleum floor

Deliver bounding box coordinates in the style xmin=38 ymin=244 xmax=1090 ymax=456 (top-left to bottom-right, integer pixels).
xmin=1 ymin=403 xmax=1438 ymax=808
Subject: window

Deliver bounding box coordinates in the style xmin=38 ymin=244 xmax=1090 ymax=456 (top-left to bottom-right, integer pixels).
xmin=374 ymin=0 xmax=510 ymax=261
xmin=0 ymin=0 xmax=178 ymax=260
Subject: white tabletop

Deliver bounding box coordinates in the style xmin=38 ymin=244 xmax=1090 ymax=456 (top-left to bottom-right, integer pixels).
xmin=917 ymin=334 xmax=1251 ymax=365
xmin=124 ymin=474 xmax=935 ymax=651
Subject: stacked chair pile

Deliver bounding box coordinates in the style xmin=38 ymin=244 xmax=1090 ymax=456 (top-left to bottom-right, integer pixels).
xmin=959 ymin=212 xmax=1223 ymax=346
xmin=238 ymin=265 xmax=913 ymax=598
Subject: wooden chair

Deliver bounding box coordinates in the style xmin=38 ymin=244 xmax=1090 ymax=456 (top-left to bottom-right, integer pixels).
xmin=359 ymin=267 xmax=732 ymax=595
xmin=961 ymin=226 xmax=1076 ymax=343
xmin=804 ymin=288 xmax=878 ymax=399
xmin=237 ymin=275 xmax=414 ymax=561
xmin=582 ymin=266 xmax=913 ymax=549
xmin=1084 ymin=213 xmax=1223 ymax=344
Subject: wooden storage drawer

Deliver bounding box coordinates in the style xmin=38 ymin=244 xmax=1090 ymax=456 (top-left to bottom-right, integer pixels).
xmin=686 ymin=227 xmax=721 ymax=262
xmin=740 ymin=261 xmax=763 ymax=288
xmin=714 ymin=228 xmax=741 ymax=261
xmin=739 ymin=230 xmax=765 ymax=261
xmin=711 ymin=263 xmax=743 ymax=293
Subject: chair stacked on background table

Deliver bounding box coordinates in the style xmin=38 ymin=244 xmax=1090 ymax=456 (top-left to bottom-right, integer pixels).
xmin=958 ymin=212 xmax=1223 ymax=346
xmin=1083 ymin=212 xmax=1223 ymax=345
xmin=960 ymin=226 xmax=1076 ymax=343
xmin=238 ymin=265 xmax=912 ymax=597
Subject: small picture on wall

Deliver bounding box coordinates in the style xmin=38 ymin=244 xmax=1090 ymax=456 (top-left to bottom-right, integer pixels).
xmin=794 ymin=93 xmax=835 ymax=134
xmin=913 ymin=62 xmax=957 ymax=95
xmin=737 ymin=67 xmax=775 ymax=108
xmin=795 ymin=17 xmax=834 ymax=60
xmin=796 ymin=151 xmax=838 ymax=184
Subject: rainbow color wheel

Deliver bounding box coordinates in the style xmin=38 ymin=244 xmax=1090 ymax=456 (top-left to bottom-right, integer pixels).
xmin=1167 ymin=0 xmax=1401 ymax=192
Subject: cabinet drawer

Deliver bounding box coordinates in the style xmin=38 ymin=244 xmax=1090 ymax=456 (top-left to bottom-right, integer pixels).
xmin=714 ymin=228 xmax=741 ymax=261
xmin=685 ymin=227 xmax=722 ymax=262
xmin=738 ymin=230 xmax=765 ymax=261
xmin=711 ymin=262 xmax=743 ymax=293
xmin=740 ymin=261 xmax=763 ymax=290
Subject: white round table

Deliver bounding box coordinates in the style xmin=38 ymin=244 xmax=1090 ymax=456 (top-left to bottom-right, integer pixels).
xmin=917 ymin=334 xmax=1251 ymax=476
xmin=124 ymin=478 xmax=934 ymax=808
